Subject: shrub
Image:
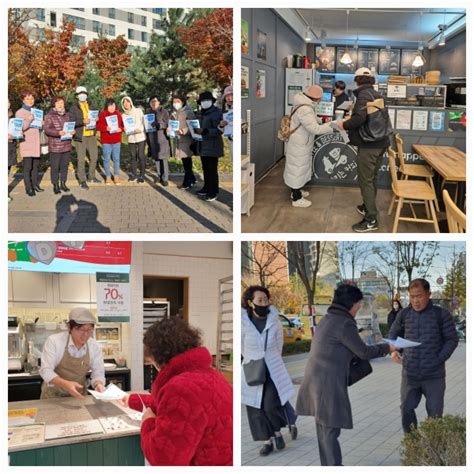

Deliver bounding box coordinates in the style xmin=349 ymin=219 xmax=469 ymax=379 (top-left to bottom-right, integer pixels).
xmin=379 ymin=322 xmax=389 ymax=337
xmin=282 ymin=339 xmax=312 ymax=356
xmin=401 ymin=415 xmax=466 ymax=466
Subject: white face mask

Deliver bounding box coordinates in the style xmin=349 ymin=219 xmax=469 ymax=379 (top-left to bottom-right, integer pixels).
xmin=173 ymin=102 xmax=182 ymax=111
xmin=78 ymin=94 xmax=87 ymax=102
xmin=393 ymin=304 xmax=399 ymax=310
xmin=201 ymin=100 xmax=212 ymax=110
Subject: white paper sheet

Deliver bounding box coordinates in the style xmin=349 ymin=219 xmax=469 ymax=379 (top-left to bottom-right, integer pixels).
xmin=8 ymin=423 xmax=45 ymax=448
xmin=335 ymin=100 xmax=354 ymax=111
xmin=330 ymin=121 xmax=350 ymax=143
xmin=88 ymin=383 xmax=127 ymax=401
xmin=383 ymin=337 xmax=422 ymax=349
xmin=45 ymin=420 xmax=103 ymax=440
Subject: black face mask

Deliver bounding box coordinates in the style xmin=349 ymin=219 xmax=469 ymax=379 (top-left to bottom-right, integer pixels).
xmin=253 ymin=304 xmax=270 ymax=317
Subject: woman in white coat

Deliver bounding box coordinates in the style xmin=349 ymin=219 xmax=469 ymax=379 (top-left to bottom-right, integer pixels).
xmin=284 ymin=85 xmax=333 ymax=208
xmin=241 ymin=286 xmax=295 ymax=456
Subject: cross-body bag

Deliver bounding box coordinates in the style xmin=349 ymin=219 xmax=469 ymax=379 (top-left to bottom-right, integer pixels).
xmin=359 ymin=90 xmax=392 ymax=143
xmin=243 ymin=329 xmax=269 ymax=386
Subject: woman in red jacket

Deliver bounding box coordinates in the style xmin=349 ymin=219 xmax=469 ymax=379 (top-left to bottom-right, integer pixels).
xmin=96 ymin=98 xmax=124 ymax=185
xmin=121 ymin=317 xmax=233 ymax=466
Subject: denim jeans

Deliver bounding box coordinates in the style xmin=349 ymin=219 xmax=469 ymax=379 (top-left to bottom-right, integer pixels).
xmin=102 ymin=142 xmax=121 ymax=176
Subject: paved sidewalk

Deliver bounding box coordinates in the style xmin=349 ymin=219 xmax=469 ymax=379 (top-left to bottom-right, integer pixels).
xmin=8 ymin=170 xmax=233 ymax=233
xmin=242 ymin=343 xmax=466 ymax=466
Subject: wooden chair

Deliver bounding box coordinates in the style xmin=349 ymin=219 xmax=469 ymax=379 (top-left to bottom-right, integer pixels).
xmin=443 ymin=189 xmax=466 ymax=233
xmin=388 ymin=147 xmax=439 ymax=233
xmin=390 ymin=133 xmax=440 ymax=212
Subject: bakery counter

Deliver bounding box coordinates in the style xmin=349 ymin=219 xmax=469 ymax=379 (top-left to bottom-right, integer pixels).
xmin=8 ymin=395 xmax=145 ymax=466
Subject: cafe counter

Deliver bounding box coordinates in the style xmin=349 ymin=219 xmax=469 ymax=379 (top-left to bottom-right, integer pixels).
xmin=8 ymin=395 xmax=144 ymax=466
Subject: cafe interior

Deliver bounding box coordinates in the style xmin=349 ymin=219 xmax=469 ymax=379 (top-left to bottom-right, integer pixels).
xmin=241 ymin=8 xmax=466 ymax=233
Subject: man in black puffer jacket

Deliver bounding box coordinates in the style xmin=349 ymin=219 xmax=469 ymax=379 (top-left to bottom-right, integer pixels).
xmin=388 ymin=278 xmax=458 ymax=433
xmin=339 ymin=67 xmax=390 ymax=233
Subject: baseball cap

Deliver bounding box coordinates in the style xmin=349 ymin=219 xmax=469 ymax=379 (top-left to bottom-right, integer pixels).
xmin=354 ymin=67 xmax=374 ymax=78
xmin=75 ymin=86 xmax=88 ymax=95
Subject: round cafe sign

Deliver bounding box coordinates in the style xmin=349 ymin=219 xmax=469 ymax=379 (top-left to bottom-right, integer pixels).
xmin=312 ymin=133 xmax=358 ymax=181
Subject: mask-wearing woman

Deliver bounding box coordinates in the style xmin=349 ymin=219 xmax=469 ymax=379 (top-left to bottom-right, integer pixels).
xmin=8 ymin=99 xmax=18 ymax=202
xmin=387 ymin=299 xmax=403 ymax=330
xmin=219 ymin=86 xmax=233 ymax=161
xmin=43 ymin=96 xmax=75 ymax=194
xmin=241 ymin=285 xmax=296 ymax=456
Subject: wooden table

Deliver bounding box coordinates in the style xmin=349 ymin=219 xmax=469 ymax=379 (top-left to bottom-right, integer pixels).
xmin=412 ymin=145 xmax=466 ymax=209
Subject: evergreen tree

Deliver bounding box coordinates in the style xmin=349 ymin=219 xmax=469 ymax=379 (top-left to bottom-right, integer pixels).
xmin=443 ymin=251 xmax=466 ymax=311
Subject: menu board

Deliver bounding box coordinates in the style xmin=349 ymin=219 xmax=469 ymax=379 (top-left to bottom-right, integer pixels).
xmin=387 ymin=84 xmax=407 ymax=98
xmin=357 ymin=49 xmax=379 ymax=71
xmin=315 ymin=46 xmax=336 ymax=72
xmin=401 ymin=50 xmax=419 ymax=75
xmin=378 ymin=49 xmax=401 ymax=75
xmin=336 ymin=47 xmax=358 ymax=74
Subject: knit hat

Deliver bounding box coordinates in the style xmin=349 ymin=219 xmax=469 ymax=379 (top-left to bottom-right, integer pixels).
xmin=305 ymin=85 xmax=324 ymax=100
xmin=69 ymin=308 xmax=96 ymax=325
xmin=197 ymin=91 xmax=216 ymax=104
xmin=222 ymin=86 xmax=233 ymax=99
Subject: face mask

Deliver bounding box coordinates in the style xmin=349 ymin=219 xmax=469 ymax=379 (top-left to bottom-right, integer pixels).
xmin=78 ymin=94 xmax=87 ymax=102
xmin=393 ymin=304 xmax=399 ymax=310
xmin=173 ymin=102 xmax=182 ymax=110
xmin=201 ymin=100 xmax=212 ymax=110
xmin=253 ymin=304 xmax=270 ymax=317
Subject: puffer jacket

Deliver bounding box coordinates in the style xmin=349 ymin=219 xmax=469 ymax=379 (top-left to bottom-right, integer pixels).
xmin=284 ymin=92 xmax=333 ymax=189
xmin=388 ymin=301 xmax=458 ymax=380
xmin=342 ymin=84 xmax=390 ymax=149
xmin=171 ymin=104 xmax=196 ymax=158
xmin=121 ymin=96 xmax=145 ymax=144
xmin=128 ymin=347 xmax=232 ymax=466
xmin=196 ymin=105 xmax=224 ymax=158
xmin=43 ymin=108 xmax=73 ymax=153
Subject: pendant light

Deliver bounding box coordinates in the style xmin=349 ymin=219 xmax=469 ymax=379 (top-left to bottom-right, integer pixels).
xmin=412 ymin=13 xmax=425 ymax=68
xmin=340 ymin=10 xmax=353 ymax=65
xmin=438 ymin=10 xmax=446 ymax=46
xmin=304 ymin=26 xmax=311 ymax=42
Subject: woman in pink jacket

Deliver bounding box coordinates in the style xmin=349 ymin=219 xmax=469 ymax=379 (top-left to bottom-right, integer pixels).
xmin=15 ymin=89 xmax=42 ymax=197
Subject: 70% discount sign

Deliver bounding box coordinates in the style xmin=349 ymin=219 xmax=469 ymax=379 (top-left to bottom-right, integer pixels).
xmin=96 ymin=272 xmax=130 ymax=322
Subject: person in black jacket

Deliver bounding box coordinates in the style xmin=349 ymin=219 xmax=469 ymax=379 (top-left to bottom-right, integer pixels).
xmin=339 ymin=67 xmax=389 ymax=233
xmin=194 ymin=91 xmax=224 ymax=202
xmin=387 ymin=299 xmax=402 ymax=330
xmin=333 ymin=80 xmax=349 ymax=110
xmin=388 ymin=279 xmax=458 ymax=433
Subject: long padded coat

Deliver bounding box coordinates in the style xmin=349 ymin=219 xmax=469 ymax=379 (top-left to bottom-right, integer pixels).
xmin=284 ymin=92 xmax=333 ymax=189
xmin=128 ymin=347 xmax=232 ymax=466
xmin=241 ymin=306 xmax=295 ymax=409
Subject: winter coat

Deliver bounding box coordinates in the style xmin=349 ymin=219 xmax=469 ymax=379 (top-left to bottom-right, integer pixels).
xmin=69 ymin=102 xmax=97 ymax=142
xmin=146 ymin=107 xmax=170 ymax=160
xmin=128 ymin=347 xmax=232 ymax=466
xmin=342 ymin=84 xmax=390 ymax=149
xmin=96 ymin=109 xmax=124 ymax=145
xmin=8 ymin=110 xmax=18 ymax=166
xmin=241 ymin=306 xmax=295 ymax=409
xmin=284 ymin=92 xmax=333 ymax=189
xmin=170 ymin=104 xmax=196 ymax=158
xmin=387 ymin=309 xmax=400 ymax=330
xmin=388 ymin=301 xmax=458 ymax=380
xmin=334 ymin=92 xmax=349 ymax=110
xmin=43 ymin=108 xmax=73 ymax=153
xmin=296 ymin=304 xmax=390 ymax=429
xmin=15 ymin=107 xmax=40 ymax=158
xmin=196 ymin=105 xmax=224 ymax=158
xmin=120 ymin=96 xmax=146 ymax=144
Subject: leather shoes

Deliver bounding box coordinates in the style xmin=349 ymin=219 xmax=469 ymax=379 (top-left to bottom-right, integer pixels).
xmin=80 ymin=182 xmax=89 ymax=190
xmin=34 ymin=185 xmax=45 ymax=192
xmin=259 ymin=443 xmax=274 ymax=456
xmin=274 ymin=435 xmax=285 ymax=450
xmin=26 ymin=188 xmax=36 ymax=197
xmin=60 ymin=181 xmax=70 ymax=192
xmin=53 ymin=183 xmax=61 ymax=194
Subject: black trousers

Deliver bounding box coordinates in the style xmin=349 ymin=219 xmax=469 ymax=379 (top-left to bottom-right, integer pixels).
xmin=401 ymin=375 xmax=446 ymax=433
xmin=181 ymin=157 xmax=195 ymax=184
xmin=291 ymin=188 xmax=302 ymax=201
xmin=50 ymin=152 xmax=70 ymax=184
xmin=316 ymin=423 xmax=342 ymax=466
xmin=200 ymin=156 xmax=219 ymax=197
xmin=23 ymin=157 xmax=40 ymax=190
xmin=129 ymin=141 xmax=145 ymax=177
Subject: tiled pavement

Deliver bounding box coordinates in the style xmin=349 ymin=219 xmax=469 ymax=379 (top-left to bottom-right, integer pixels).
xmin=8 ymin=170 xmax=233 ymax=233
xmin=242 ymin=343 xmax=466 ymax=466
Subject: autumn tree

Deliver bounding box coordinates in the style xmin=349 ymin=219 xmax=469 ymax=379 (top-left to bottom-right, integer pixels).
xmin=84 ymin=35 xmax=131 ymax=98
xmin=443 ymin=250 xmax=466 ymax=311
xmin=178 ymin=8 xmax=233 ymax=89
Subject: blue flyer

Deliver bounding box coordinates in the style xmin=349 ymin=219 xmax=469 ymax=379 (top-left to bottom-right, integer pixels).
xmin=9 ymin=118 xmax=24 ymax=139
xmin=169 ymin=120 xmax=180 ymax=138
xmin=61 ymin=121 xmax=76 ymax=140
xmin=144 ymin=114 xmax=156 ymax=133
xmin=124 ymin=116 xmax=136 ymax=136
xmin=86 ymin=110 xmax=99 ymax=130
xmin=30 ymin=108 xmax=44 ymax=129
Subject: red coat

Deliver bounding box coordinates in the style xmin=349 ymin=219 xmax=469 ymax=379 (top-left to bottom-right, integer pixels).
xmin=96 ymin=109 xmax=124 ymax=144
xmin=129 ymin=347 xmax=233 ymax=466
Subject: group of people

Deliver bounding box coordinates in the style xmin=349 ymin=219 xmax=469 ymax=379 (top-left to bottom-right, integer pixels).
xmin=8 ymin=85 xmax=233 ymax=203
xmin=241 ymin=279 xmax=459 ymax=465
xmin=284 ymin=67 xmax=389 ymax=232
xmin=39 ymin=308 xmax=233 ymax=466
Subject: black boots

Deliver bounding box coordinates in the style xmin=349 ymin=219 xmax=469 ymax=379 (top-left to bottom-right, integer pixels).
xmin=26 ymin=188 xmax=36 ymax=197
xmin=60 ymin=181 xmax=70 ymax=192
xmin=34 ymin=185 xmax=44 ymax=192
xmin=53 ymin=183 xmax=61 ymax=194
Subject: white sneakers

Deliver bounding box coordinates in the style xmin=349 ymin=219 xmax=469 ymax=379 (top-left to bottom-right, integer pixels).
xmin=301 ymin=191 xmax=309 ymax=198
xmin=292 ymin=197 xmax=312 ymax=208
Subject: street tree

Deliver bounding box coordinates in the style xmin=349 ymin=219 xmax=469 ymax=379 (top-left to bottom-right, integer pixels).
xmin=443 ymin=250 xmax=466 ymax=311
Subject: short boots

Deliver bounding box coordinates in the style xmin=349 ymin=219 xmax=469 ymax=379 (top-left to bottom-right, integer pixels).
xmin=34 ymin=185 xmax=45 ymax=192
xmin=60 ymin=181 xmax=70 ymax=192
xmin=53 ymin=183 xmax=61 ymax=195
xmin=26 ymin=188 xmax=36 ymax=197
xmin=259 ymin=442 xmax=274 ymax=456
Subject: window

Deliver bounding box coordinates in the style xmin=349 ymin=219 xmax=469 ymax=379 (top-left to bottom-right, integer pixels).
xmin=63 ymin=14 xmax=85 ymax=30
xmin=71 ymin=34 xmax=85 ymax=47
xmin=108 ymin=24 xmax=115 ymax=36
xmin=35 ymin=9 xmax=45 ymax=22
xmin=152 ymin=8 xmax=165 ymax=15
xmin=141 ymin=16 xmax=147 ymax=27
xmin=153 ymin=19 xmax=161 ymax=30
xmin=128 ymin=28 xmax=134 ymax=40
xmin=50 ymin=11 xmax=57 ymax=27
xmin=108 ymin=8 xmax=115 ymax=19
xmin=141 ymin=31 xmax=148 ymax=43
xmin=92 ymin=21 xmax=100 ymax=33
xmin=73 ymin=8 xmax=84 ymax=12
xmin=128 ymin=12 xmax=134 ymax=24
xmin=92 ymin=8 xmax=99 ymax=15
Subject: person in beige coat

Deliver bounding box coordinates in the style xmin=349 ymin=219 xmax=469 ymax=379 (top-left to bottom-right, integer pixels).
xmin=284 ymin=85 xmax=333 ymax=208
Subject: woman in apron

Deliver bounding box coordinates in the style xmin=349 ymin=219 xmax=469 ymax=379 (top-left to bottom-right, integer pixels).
xmin=39 ymin=308 xmax=106 ymax=399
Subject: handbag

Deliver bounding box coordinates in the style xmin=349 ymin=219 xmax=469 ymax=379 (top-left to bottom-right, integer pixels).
xmin=40 ymin=129 xmax=49 ymax=155
xmin=243 ymin=330 xmax=269 ymax=386
xmin=348 ymin=357 xmax=373 ymax=386
xmin=359 ymin=91 xmax=392 ymax=143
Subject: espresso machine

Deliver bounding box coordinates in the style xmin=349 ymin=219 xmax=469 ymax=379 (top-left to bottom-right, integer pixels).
xmin=8 ymin=316 xmax=27 ymax=372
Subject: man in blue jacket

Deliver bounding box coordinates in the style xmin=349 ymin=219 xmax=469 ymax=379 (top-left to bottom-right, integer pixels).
xmin=388 ymin=278 xmax=459 ymax=432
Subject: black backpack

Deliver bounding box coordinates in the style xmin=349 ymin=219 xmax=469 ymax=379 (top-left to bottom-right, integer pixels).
xmin=359 ymin=90 xmax=392 ymax=143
